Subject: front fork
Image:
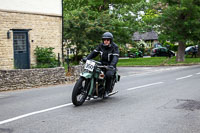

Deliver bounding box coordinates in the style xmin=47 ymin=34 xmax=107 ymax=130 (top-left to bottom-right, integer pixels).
xmin=88 ymin=77 xmax=94 ymax=96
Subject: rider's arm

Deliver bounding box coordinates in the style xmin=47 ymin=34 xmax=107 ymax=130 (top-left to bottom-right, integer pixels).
xmin=110 ymin=45 xmax=119 ymax=66
xmin=86 ymin=44 xmax=100 ymax=60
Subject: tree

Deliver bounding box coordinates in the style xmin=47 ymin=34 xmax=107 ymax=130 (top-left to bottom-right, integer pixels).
xmin=63 ymin=7 xmax=115 ymax=61
xmin=63 ymin=0 xmax=154 ymax=61
xmin=152 ymin=0 xmax=200 ymax=62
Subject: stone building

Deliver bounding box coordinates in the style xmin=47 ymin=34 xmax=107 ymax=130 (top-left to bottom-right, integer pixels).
xmin=0 ymin=0 xmax=62 ymax=69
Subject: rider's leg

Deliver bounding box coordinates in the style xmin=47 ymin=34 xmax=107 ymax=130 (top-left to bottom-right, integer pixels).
xmin=105 ymin=70 xmax=115 ymax=93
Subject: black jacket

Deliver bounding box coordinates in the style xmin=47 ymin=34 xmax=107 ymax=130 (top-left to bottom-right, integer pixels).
xmin=87 ymin=42 xmax=119 ymax=67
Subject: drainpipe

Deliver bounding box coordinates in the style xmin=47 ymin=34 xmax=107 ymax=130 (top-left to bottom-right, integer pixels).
xmin=61 ymin=0 xmax=64 ymax=65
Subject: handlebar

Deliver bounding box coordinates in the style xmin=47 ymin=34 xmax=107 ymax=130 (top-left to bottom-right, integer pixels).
xmin=97 ymin=65 xmax=115 ymax=71
xmin=90 ymin=59 xmax=102 ymax=65
xmin=97 ymin=65 xmax=109 ymax=69
xmin=80 ymin=59 xmax=101 ymax=65
xmin=80 ymin=59 xmax=115 ymax=70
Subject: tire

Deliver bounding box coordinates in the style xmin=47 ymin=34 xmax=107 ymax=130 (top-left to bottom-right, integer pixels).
xmin=72 ymin=77 xmax=89 ymax=106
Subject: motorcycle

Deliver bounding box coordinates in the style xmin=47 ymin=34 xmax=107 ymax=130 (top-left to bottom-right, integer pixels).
xmin=71 ymin=59 xmax=120 ymax=106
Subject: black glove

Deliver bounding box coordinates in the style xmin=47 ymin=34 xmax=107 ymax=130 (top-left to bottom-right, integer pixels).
xmin=82 ymin=57 xmax=87 ymax=62
xmin=108 ymin=65 xmax=114 ymax=70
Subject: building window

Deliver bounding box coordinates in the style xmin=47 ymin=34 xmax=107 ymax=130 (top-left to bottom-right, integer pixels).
xmin=13 ymin=33 xmax=27 ymax=53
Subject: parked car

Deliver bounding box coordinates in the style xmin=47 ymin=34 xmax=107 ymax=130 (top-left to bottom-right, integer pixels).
xmin=185 ymin=45 xmax=198 ymax=55
xmin=150 ymin=47 xmax=175 ymax=57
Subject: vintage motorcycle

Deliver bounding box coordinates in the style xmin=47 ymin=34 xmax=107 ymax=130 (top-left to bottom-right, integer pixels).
xmin=71 ymin=59 xmax=120 ymax=106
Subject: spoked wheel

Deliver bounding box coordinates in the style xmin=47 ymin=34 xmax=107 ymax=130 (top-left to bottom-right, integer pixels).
xmin=72 ymin=77 xmax=89 ymax=106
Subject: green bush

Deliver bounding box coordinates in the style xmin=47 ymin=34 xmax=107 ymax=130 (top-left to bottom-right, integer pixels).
xmin=34 ymin=46 xmax=58 ymax=68
xmin=129 ymin=48 xmax=138 ymax=53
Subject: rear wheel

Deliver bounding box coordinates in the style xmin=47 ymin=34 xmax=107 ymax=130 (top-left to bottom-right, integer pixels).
xmin=72 ymin=77 xmax=89 ymax=106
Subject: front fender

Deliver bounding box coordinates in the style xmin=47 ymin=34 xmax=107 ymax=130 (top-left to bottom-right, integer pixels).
xmin=80 ymin=72 xmax=92 ymax=79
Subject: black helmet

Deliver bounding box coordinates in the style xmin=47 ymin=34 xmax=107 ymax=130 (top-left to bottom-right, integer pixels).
xmin=102 ymin=32 xmax=113 ymax=42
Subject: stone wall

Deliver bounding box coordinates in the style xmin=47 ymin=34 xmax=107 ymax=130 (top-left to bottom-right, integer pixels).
xmin=69 ymin=65 xmax=84 ymax=77
xmin=0 ymin=67 xmax=66 ymax=91
xmin=0 ymin=66 xmax=84 ymax=91
xmin=0 ymin=10 xmax=62 ymax=69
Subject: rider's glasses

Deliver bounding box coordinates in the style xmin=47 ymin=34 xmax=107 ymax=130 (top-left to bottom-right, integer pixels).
xmin=103 ymin=39 xmax=110 ymax=41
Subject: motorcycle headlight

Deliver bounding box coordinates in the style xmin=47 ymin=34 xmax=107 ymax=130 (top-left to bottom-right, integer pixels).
xmin=99 ymin=71 xmax=105 ymax=79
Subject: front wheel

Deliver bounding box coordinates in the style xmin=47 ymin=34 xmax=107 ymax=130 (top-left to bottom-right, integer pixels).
xmin=72 ymin=77 xmax=89 ymax=106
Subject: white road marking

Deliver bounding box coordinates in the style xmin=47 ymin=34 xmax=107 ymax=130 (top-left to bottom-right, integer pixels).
xmin=127 ymin=82 xmax=164 ymax=91
xmin=176 ymin=75 xmax=193 ymax=80
xmin=0 ymin=103 xmax=72 ymax=125
xmin=196 ymin=72 xmax=200 ymax=75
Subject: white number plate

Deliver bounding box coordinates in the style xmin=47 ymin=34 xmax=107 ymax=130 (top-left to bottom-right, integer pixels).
xmin=84 ymin=60 xmax=95 ymax=72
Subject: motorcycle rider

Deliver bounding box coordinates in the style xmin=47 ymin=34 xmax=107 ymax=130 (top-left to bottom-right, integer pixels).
xmin=83 ymin=32 xmax=119 ymax=96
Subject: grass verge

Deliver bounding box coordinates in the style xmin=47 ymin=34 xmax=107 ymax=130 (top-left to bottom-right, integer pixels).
xmin=117 ymin=57 xmax=200 ymax=66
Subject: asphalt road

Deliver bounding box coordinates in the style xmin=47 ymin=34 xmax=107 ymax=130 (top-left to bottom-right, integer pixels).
xmin=0 ymin=65 xmax=200 ymax=133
